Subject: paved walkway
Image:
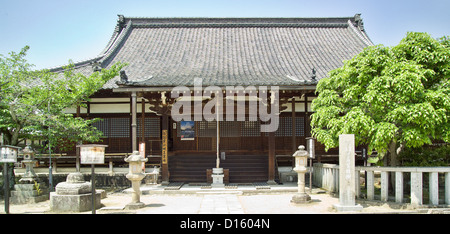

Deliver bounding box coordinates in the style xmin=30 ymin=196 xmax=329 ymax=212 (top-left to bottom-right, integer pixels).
xmin=0 ymin=182 xmax=428 ymax=214
xmin=198 ymin=194 xmax=244 ymax=214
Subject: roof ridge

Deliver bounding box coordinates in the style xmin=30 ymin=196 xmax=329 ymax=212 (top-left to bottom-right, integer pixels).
xmin=47 ymin=18 xmax=132 ymax=72
xmin=347 ymin=19 xmax=374 ymax=47
xmin=132 ymin=22 xmax=349 ymax=28
xmin=122 ymin=16 xmax=357 ymax=28
xmin=124 ymin=16 xmax=356 ymax=19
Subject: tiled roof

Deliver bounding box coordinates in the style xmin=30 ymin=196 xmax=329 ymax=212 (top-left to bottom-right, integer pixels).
xmin=50 ymin=15 xmax=373 ymax=89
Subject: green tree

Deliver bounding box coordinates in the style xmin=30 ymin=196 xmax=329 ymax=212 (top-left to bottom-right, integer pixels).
xmin=310 ymin=32 xmax=450 ymax=166
xmin=0 ymin=46 xmax=126 ymax=149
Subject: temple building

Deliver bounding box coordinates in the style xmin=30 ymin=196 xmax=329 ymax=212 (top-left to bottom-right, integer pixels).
xmin=51 ymin=14 xmax=373 ymax=184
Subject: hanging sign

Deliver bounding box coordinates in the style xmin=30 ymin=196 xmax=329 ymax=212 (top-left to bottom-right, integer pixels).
xmin=140 ymin=142 xmax=146 ymax=170
xmin=0 ymin=145 xmax=20 ymax=163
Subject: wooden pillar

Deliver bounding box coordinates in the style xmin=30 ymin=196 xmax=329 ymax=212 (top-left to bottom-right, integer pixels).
xmin=141 ymin=98 xmax=146 ymax=142
xmin=161 ymin=114 xmax=170 ymax=185
xmin=291 ymin=97 xmax=296 ymax=153
xmin=131 ymin=91 xmax=137 ymax=152
xmin=304 ymin=94 xmax=309 ymax=138
xmin=140 ymin=98 xmax=147 ymax=172
xmin=267 ymin=131 xmax=276 ymax=185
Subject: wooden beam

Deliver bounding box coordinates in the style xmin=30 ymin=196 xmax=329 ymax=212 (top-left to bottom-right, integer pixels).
xmin=267 ymin=131 xmax=276 ymax=185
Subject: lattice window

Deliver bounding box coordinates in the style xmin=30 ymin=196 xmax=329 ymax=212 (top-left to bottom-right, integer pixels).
xmin=92 ymin=118 xmax=109 ymax=137
xmin=110 ymin=118 xmax=130 ymax=137
xmin=269 ymin=117 xmax=305 ymax=137
xmin=295 ymin=117 xmax=305 ymax=136
xmin=220 ymin=121 xmax=240 ymax=137
xmin=275 ymin=117 xmax=292 ymax=136
xmin=197 ymin=121 xmax=217 ymax=137
xmin=241 ymin=121 xmax=261 ymax=136
xmin=137 ymin=117 xmax=160 ymax=138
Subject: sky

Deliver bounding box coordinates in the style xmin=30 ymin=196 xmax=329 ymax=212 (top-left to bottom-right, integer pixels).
xmin=1 ymin=0 xmax=449 ymax=70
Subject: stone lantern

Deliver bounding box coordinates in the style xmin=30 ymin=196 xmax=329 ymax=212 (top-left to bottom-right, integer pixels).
xmin=291 ymin=145 xmax=311 ymax=204
xmin=19 ymin=144 xmax=38 ymax=183
xmin=12 ymin=145 xmax=49 ymax=204
xmin=124 ymin=151 xmax=148 ymax=209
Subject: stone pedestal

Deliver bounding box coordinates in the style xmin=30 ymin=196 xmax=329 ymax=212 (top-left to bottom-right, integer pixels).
xmin=10 ymin=184 xmax=49 ymax=204
xmin=291 ymin=193 xmax=311 ymax=203
xmin=125 ymin=174 xmax=146 ymax=210
xmin=50 ymin=172 xmax=102 ymax=212
xmin=333 ymin=134 xmax=363 ymax=212
xmin=50 ymin=192 xmax=102 ymax=212
xmin=211 ymin=168 xmax=224 ymax=187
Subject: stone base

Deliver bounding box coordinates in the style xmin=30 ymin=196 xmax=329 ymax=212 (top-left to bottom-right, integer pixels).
xmin=211 ymin=173 xmax=224 ymax=187
xmin=211 ymin=182 xmax=225 ymax=188
xmin=55 ymin=181 xmax=91 ymax=195
xmin=10 ymin=192 xmax=49 ymax=204
xmin=290 ymin=193 xmax=311 ymax=204
xmin=333 ymin=204 xmax=363 ymax=212
xmin=10 ymin=183 xmax=49 ymax=204
xmin=267 ymin=180 xmax=278 ymax=185
xmin=50 ymin=191 xmax=102 ymax=212
xmin=125 ymin=202 xmax=146 ymax=210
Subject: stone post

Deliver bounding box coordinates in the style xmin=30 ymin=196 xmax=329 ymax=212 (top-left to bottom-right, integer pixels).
xmin=124 ymin=151 xmax=148 ymax=209
xmin=333 ymin=134 xmax=363 ymax=212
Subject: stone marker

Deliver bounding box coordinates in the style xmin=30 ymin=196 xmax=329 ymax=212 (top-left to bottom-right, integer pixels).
xmin=333 ymin=134 xmax=363 ymax=212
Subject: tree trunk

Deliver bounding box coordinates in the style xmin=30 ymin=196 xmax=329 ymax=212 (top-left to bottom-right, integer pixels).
xmin=387 ymin=141 xmax=402 ymax=193
xmin=10 ymin=129 xmax=20 ymax=146
xmin=388 ymin=141 xmax=399 ymax=167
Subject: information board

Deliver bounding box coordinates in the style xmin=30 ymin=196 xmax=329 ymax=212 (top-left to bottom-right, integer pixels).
xmin=79 ymin=145 xmax=107 ymax=164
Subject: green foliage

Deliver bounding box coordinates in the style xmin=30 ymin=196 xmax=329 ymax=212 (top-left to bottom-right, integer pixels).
xmin=311 ymin=32 xmax=450 ymax=163
xmin=398 ymin=144 xmax=450 ymax=166
xmin=0 ymin=46 xmax=126 ymax=148
xmin=33 ymin=180 xmax=41 ymax=195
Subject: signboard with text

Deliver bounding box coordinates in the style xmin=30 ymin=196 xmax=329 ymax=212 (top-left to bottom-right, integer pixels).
xmin=0 ymin=146 xmax=19 ymax=163
xmin=78 ymin=145 xmax=107 ymax=164
xmin=162 ymin=130 xmax=168 ymax=164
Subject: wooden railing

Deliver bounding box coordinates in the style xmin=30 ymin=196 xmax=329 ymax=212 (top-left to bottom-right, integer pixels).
xmin=313 ymin=163 xmax=450 ymax=207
